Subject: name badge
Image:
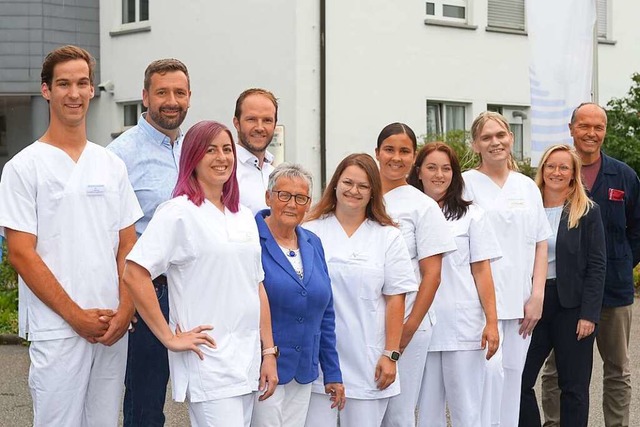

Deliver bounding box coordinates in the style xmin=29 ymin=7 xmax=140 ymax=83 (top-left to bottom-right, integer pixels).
xmin=350 ymin=251 xmax=369 ymax=262
xmin=508 ymin=199 xmax=526 ymax=209
xmin=86 ymin=184 xmax=105 ymax=196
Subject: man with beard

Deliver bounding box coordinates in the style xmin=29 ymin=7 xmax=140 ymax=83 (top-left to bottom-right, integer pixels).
xmin=233 ymin=88 xmax=279 ymax=213
xmin=107 ymin=58 xmax=191 ymax=427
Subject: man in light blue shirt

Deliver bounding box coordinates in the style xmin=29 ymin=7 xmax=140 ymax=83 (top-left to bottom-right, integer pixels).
xmin=107 ymin=58 xmax=191 ymax=427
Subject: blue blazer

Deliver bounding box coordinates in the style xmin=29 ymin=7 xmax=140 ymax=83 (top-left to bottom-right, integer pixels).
xmin=255 ymin=210 xmax=342 ymax=385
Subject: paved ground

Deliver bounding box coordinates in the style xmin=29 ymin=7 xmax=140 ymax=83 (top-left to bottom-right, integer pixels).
xmin=1 ymin=302 xmax=639 ymax=426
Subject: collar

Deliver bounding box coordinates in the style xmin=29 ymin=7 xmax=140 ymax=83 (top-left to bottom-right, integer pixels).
xmin=236 ymin=144 xmax=274 ymax=167
xmin=255 ymin=208 xmax=310 ymax=243
xmin=137 ymin=113 xmax=184 ymax=147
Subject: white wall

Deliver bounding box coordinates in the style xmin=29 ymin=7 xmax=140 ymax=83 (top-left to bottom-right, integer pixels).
xmin=95 ymin=0 xmax=322 ymax=192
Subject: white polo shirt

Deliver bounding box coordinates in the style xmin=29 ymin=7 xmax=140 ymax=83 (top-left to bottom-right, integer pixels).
xmin=0 ymin=141 xmax=142 ymax=340
xmin=126 ymin=196 xmax=264 ymax=403
xmin=429 ymin=204 xmax=502 ymax=351
xmin=304 ymin=215 xmax=417 ymax=400
xmin=462 ymin=170 xmax=551 ymax=319
xmin=383 ymin=185 xmax=457 ymax=329
xmin=235 ymin=144 xmax=274 ymax=214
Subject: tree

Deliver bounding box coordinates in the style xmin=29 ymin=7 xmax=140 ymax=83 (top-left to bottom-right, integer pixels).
xmin=604 ymin=73 xmax=640 ymax=176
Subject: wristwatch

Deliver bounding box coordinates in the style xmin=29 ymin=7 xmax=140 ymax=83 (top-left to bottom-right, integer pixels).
xmin=383 ymin=349 xmax=401 ymax=362
xmin=262 ymin=346 xmax=280 ymax=358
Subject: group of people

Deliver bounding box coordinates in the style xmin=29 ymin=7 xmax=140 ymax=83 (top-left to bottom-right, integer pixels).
xmin=0 ymin=45 xmax=637 ymax=427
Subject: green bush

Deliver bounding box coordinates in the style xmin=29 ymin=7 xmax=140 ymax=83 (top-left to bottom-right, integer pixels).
xmin=0 ymin=239 xmax=18 ymax=334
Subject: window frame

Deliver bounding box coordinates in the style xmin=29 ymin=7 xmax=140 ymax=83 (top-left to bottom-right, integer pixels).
xmin=426 ymin=100 xmax=469 ymax=137
xmin=425 ymin=0 xmax=468 ymax=24
xmin=122 ymin=0 xmax=149 ymax=25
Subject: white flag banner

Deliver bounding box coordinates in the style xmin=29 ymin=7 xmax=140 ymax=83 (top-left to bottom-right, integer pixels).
xmin=526 ymin=0 xmax=596 ymax=165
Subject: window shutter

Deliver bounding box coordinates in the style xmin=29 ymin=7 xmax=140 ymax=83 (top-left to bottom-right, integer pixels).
xmin=487 ymin=0 xmax=525 ymax=31
xmin=597 ymin=0 xmax=607 ymax=38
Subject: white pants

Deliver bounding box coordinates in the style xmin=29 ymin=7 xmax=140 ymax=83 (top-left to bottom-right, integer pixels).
xmin=252 ymin=381 xmax=313 ymax=427
xmin=305 ymin=392 xmax=389 ymax=427
xmin=189 ymin=392 xmax=254 ymax=427
xmin=29 ymin=334 xmax=128 ymax=427
xmin=382 ymin=327 xmax=433 ymax=427
xmin=417 ymin=350 xmax=486 ymax=427
xmin=481 ymin=319 xmax=531 ymax=427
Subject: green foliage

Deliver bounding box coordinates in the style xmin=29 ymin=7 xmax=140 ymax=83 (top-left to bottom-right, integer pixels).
xmin=0 ymin=239 xmax=18 ymax=334
xmin=420 ymin=130 xmax=537 ymax=178
xmin=603 ymin=73 xmax=640 ymax=177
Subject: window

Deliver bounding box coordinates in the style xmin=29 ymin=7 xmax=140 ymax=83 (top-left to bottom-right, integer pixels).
xmin=122 ymin=0 xmax=149 ymax=24
xmin=425 ymin=0 xmax=467 ymax=23
xmin=123 ymin=102 xmax=147 ymax=128
xmin=487 ymin=105 xmax=529 ymax=161
xmin=487 ymin=0 xmax=525 ymax=32
xmin=597 ymin=0 xmax=608 ymax=39
xmin=426 ymin=101 xmax=467 ymax=136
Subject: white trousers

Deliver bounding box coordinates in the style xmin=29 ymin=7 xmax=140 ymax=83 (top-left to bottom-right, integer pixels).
xmin=29 ymin=334 xmax=128 ymax=427
xmin=189 ymin=392 xmax=254 ymax=427
xmin=382 ymin=327 xmax=433 ymax=427
xmin=305 ymin=392 xmax=389 ymax=427
xmin=417 ymin=350 xmax=486 ymax=427
xmin=481 ymin=319 xmax=531 ymax=427
xmin=252 ymin=381 xmax=313 ymax=427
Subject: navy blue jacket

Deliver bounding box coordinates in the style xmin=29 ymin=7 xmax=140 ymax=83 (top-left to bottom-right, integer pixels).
xmin=255 ymin=210 xmax=342 ymax=385
xmin=588 ymin=153 xmax=640 ymax=307
xmin=555 ymin=204 xmax=606 ymax=322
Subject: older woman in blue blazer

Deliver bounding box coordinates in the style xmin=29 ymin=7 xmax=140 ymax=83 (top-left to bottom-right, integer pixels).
xmin=252 ymin=163 xmax=344 ymax=427
xmin=520 ymin=145 xmax=606 ymax=427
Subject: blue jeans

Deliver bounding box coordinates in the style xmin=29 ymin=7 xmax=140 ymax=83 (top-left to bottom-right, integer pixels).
xmin=123 ymin=276 xmax=170 ymax=427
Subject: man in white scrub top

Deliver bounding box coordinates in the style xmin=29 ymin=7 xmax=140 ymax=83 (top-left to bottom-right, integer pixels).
xmin=233 ymin=88 xmax=278 ymax=214
xmin=0 ymin=45 xmax=142 ymax=427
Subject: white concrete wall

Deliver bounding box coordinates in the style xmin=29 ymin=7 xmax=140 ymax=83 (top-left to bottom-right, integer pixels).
xmin=94 ymin=0 xmax=322 ymax=192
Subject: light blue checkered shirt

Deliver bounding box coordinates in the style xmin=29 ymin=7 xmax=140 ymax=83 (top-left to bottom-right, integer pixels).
xmin=107 ymin=114 xmax=182 ymax=236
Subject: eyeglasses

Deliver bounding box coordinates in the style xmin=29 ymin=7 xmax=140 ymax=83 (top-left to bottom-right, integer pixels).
xmin=544 ymin=163 xmax=573 ymax=173
xmin=338 ymin=179 xmax=372 ymax=193
xmin=272 ymin=190 xmax=311 ymax=206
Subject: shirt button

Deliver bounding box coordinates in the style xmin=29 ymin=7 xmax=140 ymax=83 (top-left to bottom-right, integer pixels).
xmin=297 ymin=317 xmax=304 ymax=323
xmin=295 ymin=346 xmax=301 ymax=352
xmin=301 ymin=290 xmax=307 ymax=297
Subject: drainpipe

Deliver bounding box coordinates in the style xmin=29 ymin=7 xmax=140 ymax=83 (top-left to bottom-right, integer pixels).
xmin=320 ymin=0 xmax=327 ymax=189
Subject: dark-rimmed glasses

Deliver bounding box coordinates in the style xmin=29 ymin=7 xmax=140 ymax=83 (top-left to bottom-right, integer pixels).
xmin=272 ymin=190 xmax=311 ymax=205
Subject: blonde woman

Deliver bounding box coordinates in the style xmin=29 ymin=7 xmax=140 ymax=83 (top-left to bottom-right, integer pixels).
xmin=519 ymin=145 xmax=606 ymax=427
xmin=462 ymin=112 xmax=552 ymax=426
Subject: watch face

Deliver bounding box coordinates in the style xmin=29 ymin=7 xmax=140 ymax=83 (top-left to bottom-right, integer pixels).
xmin=391 ymin=351 xmax=400 ymax=361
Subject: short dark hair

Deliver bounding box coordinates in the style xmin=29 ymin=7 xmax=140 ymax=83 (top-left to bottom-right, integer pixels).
xmin=570 ymin=102 xmax=607 ymax=125
xmin=41 ymin=45 xmax=95 ymax=89
xmin=144 ymin=59 xmax=190 ymax=91
xmin=234 ymin=88 xmax=279 ymax=122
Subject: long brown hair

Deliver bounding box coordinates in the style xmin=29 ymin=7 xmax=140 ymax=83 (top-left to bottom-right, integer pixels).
xmin=535 ymin=144 xmax=593 ymax=229
xmin=307 ymin=153 xmax=395 ymax=226
xmin=408 ymin=142 xmax=471 ymax=220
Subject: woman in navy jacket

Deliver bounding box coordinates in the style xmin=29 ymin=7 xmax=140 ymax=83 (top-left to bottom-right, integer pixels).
xmin=252 ymin=163 xmax=344 ymax=427
xmin=520 ymin=145 xmax=606 ymax=427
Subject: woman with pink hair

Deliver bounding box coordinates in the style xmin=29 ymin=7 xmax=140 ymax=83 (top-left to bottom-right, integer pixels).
xmin=123 ymin=120 xmax=278 ymax=426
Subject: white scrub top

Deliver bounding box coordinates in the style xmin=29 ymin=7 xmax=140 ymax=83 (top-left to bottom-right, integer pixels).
xmin=429 ymin=204 xmax=502 ymax=351
xmin=0 ymin=141 xmax=142 ymax=341
xmin=383 ymin=185 xmax=457 ymax=329
xmin=304 ymin=215 xmax=418 ymax=400
xmin=126 ymin=196 xmax=264 ymax=403
xmin=462 ymin=170 xmax=551 ymax=319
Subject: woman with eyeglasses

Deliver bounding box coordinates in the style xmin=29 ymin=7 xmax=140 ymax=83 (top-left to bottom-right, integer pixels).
xmin=303 ymin=153 xmax=417 ymax=427
xmin=123 ymin=121 xmax=278 ymax=426
xmin=462 ymin=112 xmax=551 ymax=426
xmin=252 ymin=163 xmax=345 ymax=427
xmin=372 ymin=123 xmax=457 ymax=427
xmin=519 ymin=145 xmax=606 ymax=427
